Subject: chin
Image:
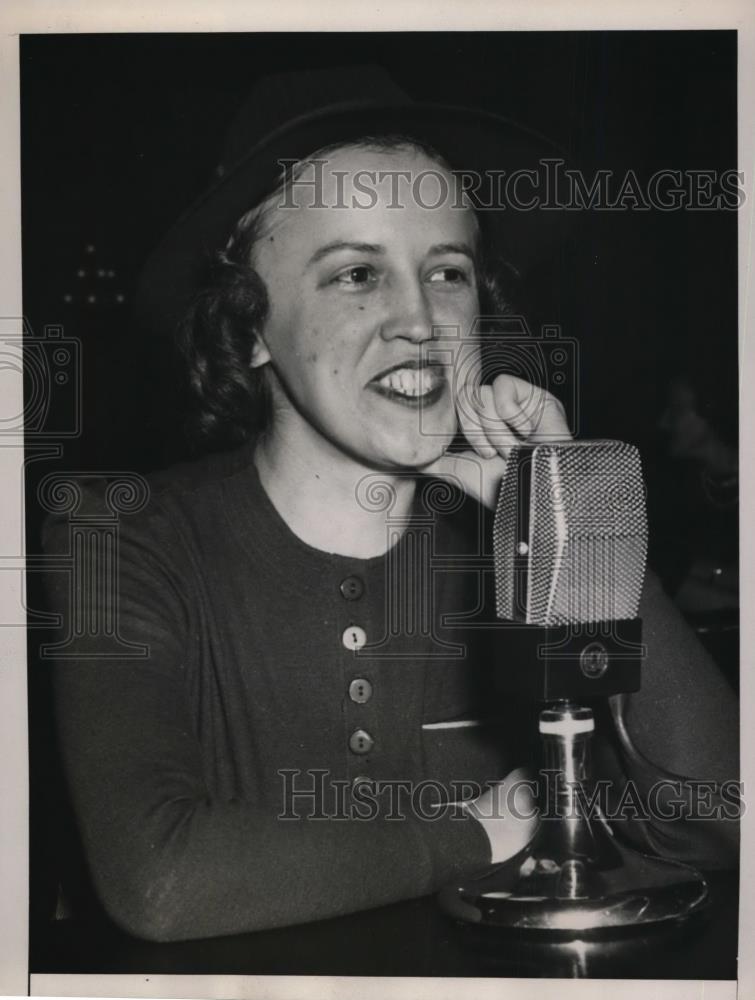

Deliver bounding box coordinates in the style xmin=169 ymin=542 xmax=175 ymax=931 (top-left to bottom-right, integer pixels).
xmin=370 ymin=431 xmax=452 ymax=471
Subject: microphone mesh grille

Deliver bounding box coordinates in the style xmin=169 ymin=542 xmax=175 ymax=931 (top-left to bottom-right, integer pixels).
xmin=493 ymin=440 xmax=648 ymax=625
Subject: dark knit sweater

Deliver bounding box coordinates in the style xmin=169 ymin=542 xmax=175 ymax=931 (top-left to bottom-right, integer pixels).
xmin=41 ymin=443 xmax=739 ymax=942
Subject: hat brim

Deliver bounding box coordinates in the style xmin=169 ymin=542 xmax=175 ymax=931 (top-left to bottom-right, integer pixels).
xmin=135 ymin=101 xmax=570 ymax=337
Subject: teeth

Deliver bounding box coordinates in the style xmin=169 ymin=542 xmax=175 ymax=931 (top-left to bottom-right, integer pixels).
xmin=377 ymin=367 xmax=439 ymax=397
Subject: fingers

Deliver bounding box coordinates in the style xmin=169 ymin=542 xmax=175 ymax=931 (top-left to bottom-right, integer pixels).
xmin=492 ymin=374 xmax=572 ymax=444
xmin=456 ymin=381 xmax=523 ymax=458
xmin=482 ymin=381 xmax=535 ymax=446
xmin=458 ymin=373 xmax=571 ymax=457
xmin=453 ymin=344 xmax=508 ymax=459
xmin=455 ymin=377 xmax=498 ymax=459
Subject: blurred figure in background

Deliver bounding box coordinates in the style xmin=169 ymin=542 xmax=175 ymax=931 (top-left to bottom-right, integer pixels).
xmin=649 ymin=367 xmax=738 ymax=688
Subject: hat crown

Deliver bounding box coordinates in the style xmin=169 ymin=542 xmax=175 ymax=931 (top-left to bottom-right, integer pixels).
xmin=218 ymin=64 xmax=412 ymax=175
xmin=136 ymin=65 xmax=570 ymax=337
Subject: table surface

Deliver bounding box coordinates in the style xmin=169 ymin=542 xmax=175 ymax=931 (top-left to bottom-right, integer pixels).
xmin=32 ymin=870 xmax=738 ymax=980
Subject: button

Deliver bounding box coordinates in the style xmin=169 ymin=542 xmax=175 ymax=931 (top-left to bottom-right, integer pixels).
xmin=349 ymin=729 xmax=374 ymax=755
xmin=339 ymin=575 xmax=364 ymax=601
xmin=349 ymin=678 xmax=373 ymax=704
xmin=352 ymin=774 xmax=372 ymax=791
xmin=342 ymin=625 xmax=367 ymax=651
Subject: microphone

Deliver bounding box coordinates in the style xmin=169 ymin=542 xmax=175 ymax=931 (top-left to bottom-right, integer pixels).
xmin=490 ymin=440 xmax=648 ymax=701
xmin=437 ymin=439 xmax=710 ymax=934
xmin=494 ymin=439 xmax=647 ymax=625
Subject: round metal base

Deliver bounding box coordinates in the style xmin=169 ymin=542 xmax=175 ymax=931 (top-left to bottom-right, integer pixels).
xmin=438 ymin=821 xmax=709 ymax=938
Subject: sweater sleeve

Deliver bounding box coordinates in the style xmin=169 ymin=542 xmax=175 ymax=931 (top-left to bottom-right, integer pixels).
xmin=41 ymin=489 xmax=492 ymax=943
xmin=593 ymin=569 xmax=740 ymax=869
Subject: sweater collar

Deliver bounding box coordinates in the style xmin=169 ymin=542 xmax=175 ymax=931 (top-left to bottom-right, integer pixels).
xmin=220 ymin=441 xmax=425 ymax=577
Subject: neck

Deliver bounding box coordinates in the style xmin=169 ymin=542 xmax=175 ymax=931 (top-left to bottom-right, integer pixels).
xmin=254 ymin=423 xmax=417 ymax=559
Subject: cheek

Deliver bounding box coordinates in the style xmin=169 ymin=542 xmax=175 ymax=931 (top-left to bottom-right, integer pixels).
xmin=451 ymin=338 xmax=482 ymax=393
xmin=266 ymin=296 xmax=373 ymax=391
xmin=294 ymin=330 xmax=353 ymax=402
xmin=308 ymin=318 xmax=365 ymax=370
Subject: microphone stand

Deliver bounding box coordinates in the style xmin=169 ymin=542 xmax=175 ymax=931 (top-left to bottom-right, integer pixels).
xmin=437 ymin=441 xmax=712 ymax=936
xmin=438 ymin=684 xmax=710 ymax=936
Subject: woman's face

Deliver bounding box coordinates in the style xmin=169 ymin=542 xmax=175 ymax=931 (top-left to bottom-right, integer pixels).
xmin=250 ymin=145 xmax=481 ymax=471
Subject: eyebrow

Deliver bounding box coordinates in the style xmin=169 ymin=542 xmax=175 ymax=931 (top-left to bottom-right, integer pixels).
xmin=427 ymin=242 xmax=477 ymax=261
xmin=305 ymin=240 xmax=477 ymax=269
xmin=305 ymin=241 xmax=384 ymax=268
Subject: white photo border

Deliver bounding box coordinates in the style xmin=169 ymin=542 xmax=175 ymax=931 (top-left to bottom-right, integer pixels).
xmin=1 ymin=2 xmax=752 ymax=999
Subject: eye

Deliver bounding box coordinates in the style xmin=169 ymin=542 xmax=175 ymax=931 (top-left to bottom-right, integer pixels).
xmin=332 ymin=265 xmax=376 ymax=287
xmin=427 ymin=266 xmax=471 ymax=286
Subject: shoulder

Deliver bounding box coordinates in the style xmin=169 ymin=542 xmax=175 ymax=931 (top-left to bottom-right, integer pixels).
xmin=145 ymin=442 xmax=256 ymax=503
xmin=40 ymin=443 xmax=256 ymax=554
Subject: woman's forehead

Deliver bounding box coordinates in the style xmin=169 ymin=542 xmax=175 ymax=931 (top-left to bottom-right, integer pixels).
xmin=248 ymin=142 xmax=479 ymax=252
xmin=288 ymin=143 xmax=456 ymax=206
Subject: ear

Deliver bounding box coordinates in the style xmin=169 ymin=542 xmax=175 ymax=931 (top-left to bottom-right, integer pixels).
xmin=249 ymin=333 xmax=272 ymax=369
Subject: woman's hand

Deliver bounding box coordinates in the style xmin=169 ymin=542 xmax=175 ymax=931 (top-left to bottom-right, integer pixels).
xmin=462 ymin=766 xmax=540 ymax=864
xmin=427 ymin=372 xmax=573 ymax=509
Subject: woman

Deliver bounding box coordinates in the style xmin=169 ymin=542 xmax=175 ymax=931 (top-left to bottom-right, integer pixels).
xmin=42 ymin=65 xmax=739 ymax=942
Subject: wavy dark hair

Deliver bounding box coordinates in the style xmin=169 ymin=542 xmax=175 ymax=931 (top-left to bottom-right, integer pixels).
xmin=176 ymin=135 xmax=519 ymax=454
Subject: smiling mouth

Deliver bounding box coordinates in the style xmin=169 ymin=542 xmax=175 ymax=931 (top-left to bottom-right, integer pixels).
xmin=368 ymin=363 xmax=447 ymax=406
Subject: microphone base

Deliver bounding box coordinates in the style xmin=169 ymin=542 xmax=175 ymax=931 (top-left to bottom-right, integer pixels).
xmin=438 ymin=701 xmax=709 ymax=938
xmin=437 ymin=818 xmax=709 ymax=938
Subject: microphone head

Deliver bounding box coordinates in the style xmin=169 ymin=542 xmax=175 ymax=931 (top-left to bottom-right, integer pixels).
xmin=493 ymin=440 xmax=648 ymax=625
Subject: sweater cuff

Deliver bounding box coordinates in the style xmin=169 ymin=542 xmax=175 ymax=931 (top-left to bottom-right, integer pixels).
xmin=413 ymin=802 xmax=492 ymax=889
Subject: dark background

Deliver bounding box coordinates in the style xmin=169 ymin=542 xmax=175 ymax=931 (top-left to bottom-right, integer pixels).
xmin=21 ymin=31 xmax=739 ymax=965
xmin=21 ymin=31 xmax=738 ymax=469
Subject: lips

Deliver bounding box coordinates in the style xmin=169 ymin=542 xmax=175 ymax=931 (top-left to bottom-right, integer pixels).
xmin=368 ymin=360 xmax=447 ymax=406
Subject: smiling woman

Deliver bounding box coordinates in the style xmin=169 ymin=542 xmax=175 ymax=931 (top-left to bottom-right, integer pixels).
xmin=247 ymin=145 xmax=477 ymax=467
xmin=39 ymin=63 xmax=739 ymax=944
xmin=180 ymin=134 xmax=511 ymax=454
xmin=228 ymin=143 xmax=486 ymax=555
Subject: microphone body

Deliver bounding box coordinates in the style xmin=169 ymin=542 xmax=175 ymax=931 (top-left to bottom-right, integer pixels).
xmin=492 ymin=440 xmax=648 ymax=700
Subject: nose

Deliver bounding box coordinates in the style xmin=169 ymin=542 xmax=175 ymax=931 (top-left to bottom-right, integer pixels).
xmin=379 ymin=276 xmax=436 ymax=344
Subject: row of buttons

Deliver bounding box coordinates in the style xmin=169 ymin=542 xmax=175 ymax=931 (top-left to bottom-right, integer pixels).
xmin=349 ymin=675 xmax=373 ymax=755
xmin=340 ymin=576 xmax=374 ymax=757
xmin=348 ymin=678 xmax=373 ymax=748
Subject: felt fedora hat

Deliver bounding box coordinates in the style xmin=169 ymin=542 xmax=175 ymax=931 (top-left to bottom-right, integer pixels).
xmin=134 ymin=63 xmax=570 ymax=338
